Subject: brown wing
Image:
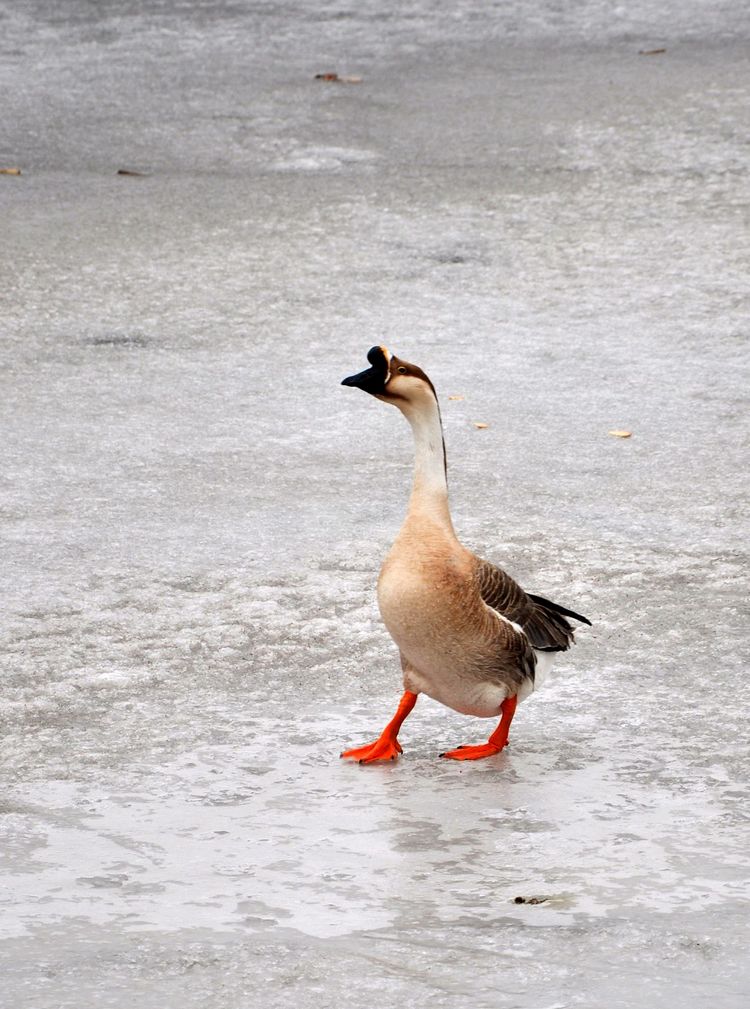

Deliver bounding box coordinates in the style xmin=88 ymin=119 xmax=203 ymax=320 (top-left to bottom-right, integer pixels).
xmin=475 ymin=558 xmax=590 ymax=652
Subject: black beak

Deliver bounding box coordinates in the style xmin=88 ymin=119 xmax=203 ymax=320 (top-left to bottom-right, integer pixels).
xmin=341 ymin=346 xmax=389 ymax=395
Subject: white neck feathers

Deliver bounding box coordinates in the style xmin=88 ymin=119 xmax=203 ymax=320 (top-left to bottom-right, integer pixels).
xmin=400 ymin=394 xmax=454 ymax=532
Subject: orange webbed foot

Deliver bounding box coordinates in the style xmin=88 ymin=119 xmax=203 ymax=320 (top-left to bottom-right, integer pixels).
xmin=441 ymin=696 xmax=517 ymax=762
xmin=439 ymin=741 xmax=507 ymax=761
xmin=340 ymin=691 xmax=417 ymax=765
xmin=340 ymin=738 xmax=403 ymax=763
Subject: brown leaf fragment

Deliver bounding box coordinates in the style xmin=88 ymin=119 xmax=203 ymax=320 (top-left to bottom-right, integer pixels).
xmin=117 ymin=169 xmax=147 ymax=176
xmin=314 ymin=72 xmax=362 ymax=83
xmin=473 ymin=421 xmax=489 ymax=429
xmin=448 ymin=394 xmax=464 ymax=401
xmin=513 ymin=895 xmax=549 ymax=905
xmin=0 ymin=167 xmax=22 ymax=175
xmin=608 ymin=429 xmax=632 ymax=438
xmin=638 ymin=48 xmax=666 ymax=55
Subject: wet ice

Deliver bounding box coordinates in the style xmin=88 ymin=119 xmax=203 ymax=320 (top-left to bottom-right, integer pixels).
xmin=1 ymin=1 xmax=749 ymax=1007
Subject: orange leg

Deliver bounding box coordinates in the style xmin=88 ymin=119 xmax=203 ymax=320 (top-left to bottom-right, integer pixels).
xmin=341 ymin=691 xmax=418 ymax=764
xmin=440 ymin=694 xmax=518 ymax=761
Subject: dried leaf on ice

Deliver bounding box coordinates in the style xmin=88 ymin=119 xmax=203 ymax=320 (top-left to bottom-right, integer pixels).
xmin=117 ymin=169 xmax=147 ymax=176
xmin=448 ymin=394 xmax=464 ymax=401
xmin=608 ymin=429 xmax=632 ymax=438
xmin=314 ymin=73 xmax=362 ymax=83
xmin=0 ymin=167 xmax=22 ymax=175
xmin=638 ymin=48 xmax=666 ymax=55
xmin=473 ymin=421 xmax=489 ymax=429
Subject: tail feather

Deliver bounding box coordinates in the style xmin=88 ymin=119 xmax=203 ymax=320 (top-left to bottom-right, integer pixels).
xmin=522 ymin=593 xmax=592 ymax=652
xmin=527 ymin=592 xmax=592 ymax=627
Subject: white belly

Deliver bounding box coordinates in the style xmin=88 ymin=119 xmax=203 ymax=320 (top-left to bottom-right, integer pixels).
xmin=402 ymin=664 xmax=512 ymax=718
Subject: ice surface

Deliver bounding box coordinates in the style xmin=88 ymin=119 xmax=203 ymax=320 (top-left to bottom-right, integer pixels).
xmin=1 ymin=1 xmax=749 ymax=1007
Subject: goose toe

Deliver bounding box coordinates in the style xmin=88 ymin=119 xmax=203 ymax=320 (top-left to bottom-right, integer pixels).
xmin=440 ymin=742 xmax=506 ymax=761
xmin=341 ymin=738 xmax=403 ymax=763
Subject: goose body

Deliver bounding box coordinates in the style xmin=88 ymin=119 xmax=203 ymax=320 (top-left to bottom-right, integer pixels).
xmin=341 ymin=346 xmax=590 ymax=763
xmin=379 ymin=540 xmax=550 ymax=718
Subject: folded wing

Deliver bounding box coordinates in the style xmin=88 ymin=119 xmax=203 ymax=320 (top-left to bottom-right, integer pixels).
xmin=475 ymin=559 xmax=591 ymax=653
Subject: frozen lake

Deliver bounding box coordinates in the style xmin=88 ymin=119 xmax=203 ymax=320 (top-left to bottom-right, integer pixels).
xmin=1 ymin=1 xmax=748 ymax=1006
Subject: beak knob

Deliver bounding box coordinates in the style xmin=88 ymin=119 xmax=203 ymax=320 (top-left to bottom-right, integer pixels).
xmin=341 ymin=346 xmax=390 ymax=394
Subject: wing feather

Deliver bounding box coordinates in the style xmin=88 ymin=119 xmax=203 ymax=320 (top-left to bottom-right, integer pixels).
xmin=475 ymin=559 xmax=590 ymax=653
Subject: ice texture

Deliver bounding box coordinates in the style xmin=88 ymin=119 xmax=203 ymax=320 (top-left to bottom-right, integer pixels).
xmin=1 ymin=1 xmax=749 ymax=1007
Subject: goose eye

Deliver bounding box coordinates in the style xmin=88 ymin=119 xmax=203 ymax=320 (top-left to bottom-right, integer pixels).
xmin=397 ymin=366 xmax=408 ymax=374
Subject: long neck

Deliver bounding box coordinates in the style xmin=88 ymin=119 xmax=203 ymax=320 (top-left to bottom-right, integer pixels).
xmin=402 ymin=396 xmax=455 ymax=533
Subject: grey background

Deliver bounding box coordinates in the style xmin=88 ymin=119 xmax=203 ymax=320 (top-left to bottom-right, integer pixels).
xmin=1 ymin=2 xmax=748 ymax=1006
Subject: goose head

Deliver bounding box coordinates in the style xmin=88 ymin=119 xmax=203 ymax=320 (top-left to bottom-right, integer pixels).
xmin=341 ymin=346 xmax=438 ymax=414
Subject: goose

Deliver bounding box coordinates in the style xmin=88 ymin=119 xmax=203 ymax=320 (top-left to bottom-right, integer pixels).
xmin=340 ymin=345 xmax=591 ymax=763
